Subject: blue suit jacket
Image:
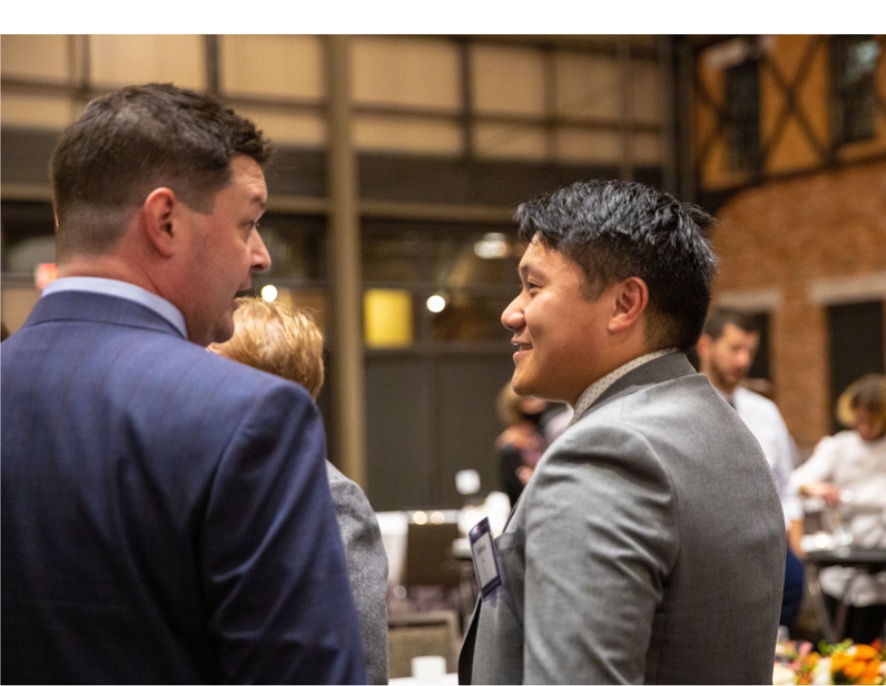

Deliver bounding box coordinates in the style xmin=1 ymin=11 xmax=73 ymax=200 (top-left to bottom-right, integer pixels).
xmin=1 ymin=291 xmax=366 ymax=684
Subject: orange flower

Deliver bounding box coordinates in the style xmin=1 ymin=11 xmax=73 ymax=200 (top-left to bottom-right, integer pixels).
xmin=832 ymin=652 xmax=852 ymax=672
xmin=784 ymin=641 xmax=885 ymax=685
xmin=842 ymin=660 xmax=867 ymax=679
xmin=862 ymin=661 xmax=882 ymax=682
xmin=855 ymin=645 xmax=879 ymax=661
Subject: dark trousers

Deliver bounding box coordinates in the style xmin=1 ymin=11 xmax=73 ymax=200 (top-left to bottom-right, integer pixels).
xmin=780 ymin=546 xmax=805 ymax=630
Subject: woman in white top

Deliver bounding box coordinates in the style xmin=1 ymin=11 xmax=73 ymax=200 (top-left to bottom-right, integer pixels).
xmin=791 ymin=374 xmax=886 ymax=643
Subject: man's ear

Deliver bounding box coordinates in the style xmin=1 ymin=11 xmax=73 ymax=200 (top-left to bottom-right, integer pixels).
xmin=696 ymin=332 xmax=712 ymax=358
xmin=608 ymin=276 xmax=649 ymax=334
xmin=142 ymin=187 xmax=178 ymax=257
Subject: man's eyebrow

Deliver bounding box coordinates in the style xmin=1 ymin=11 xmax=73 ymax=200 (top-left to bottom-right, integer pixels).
xmin=516 ymin=266 xmax=539 ymax=286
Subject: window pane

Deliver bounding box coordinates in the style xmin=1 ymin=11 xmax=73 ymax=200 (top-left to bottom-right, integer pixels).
xmin=432 ymin=232 xmax=522 ymax=287
xmin=257 ymin=213 xmax=326 ymax=280
xmin=89 ymin=35 xmax=205 ymax=90
xmin=827 ymin=300 xmax=885 ymax=432
xmin=631 ymin=60 xmax=664 ymax=126
xmin=362 ymin=220 xmax=521 ymax=286
xmin=556 ymin=127 xmax=621 ymax=164
xmin=724 ymin=59 xmax=761 ymax=171
xmin=352 ymin=37 xmax=460 ymax=111
xmin=832 ymin=36 xmax=880 ymax=144
xmin=362 ymin=229 xmax=425 ymax=283
xmin=554 ymin=52 xmax=620 ymax=120
xmin=472 ymin=44 xmax=546 ymax=116
xmin=474 ymin=121 xmax=549 ymax=160
xmin=429 ymin=290 xmax=514 ymax=343
xmin=1 ymin=35 xmax=72 ymax=81
xmin=1 ymin=201 xmax=56 ymax=276
xmin=0 ymin=93 xmax=79 ymax=129
xmin=235 ymin=105 xmax=325 ymax=147
xmin=355 ymin=115 xmax=462 ymax=155
xmin=220 ymin=35 xmax=323 ymax=99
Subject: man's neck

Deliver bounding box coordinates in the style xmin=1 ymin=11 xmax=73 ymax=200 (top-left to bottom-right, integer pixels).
xmin=59 ymin=255 xmax=141 ymax=285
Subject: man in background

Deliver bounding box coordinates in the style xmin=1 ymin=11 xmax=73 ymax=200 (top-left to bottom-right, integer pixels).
xmin=1 ymin=83 xmax=365 ymax=684
xmin=696 ymin=307 xmax=805 ymax=630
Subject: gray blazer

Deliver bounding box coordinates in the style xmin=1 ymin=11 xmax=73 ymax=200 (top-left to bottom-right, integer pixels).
xmin=460 ymin=353 xmax=785 ymax=684
xmin=327 ymin=463 xmax=390 ymax=684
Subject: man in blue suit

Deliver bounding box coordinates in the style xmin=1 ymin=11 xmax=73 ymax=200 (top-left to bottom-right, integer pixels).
xmin=1 ymin=83 xmax=366 ymax=684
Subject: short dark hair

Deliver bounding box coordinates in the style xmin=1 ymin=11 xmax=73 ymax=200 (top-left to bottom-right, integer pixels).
xmin=51 ymin=83 xmax=272 ymax=259
xmin=702 ymin=308 xmax=760 ymax=340
xmin=515 ymin=179 xmax=717 ymax=352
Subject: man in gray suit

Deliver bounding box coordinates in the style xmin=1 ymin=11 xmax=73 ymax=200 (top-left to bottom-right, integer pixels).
xmin=459 ymin=179 xmax=785 ymax=684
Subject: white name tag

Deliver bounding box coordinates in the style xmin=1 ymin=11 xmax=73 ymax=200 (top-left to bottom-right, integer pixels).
xmin=469 ymin=517 xmax=502 ymax=598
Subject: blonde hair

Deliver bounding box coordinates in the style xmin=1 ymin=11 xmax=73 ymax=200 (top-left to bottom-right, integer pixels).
xmin=496 ymin=382 xmax=525 ymax=426
xmin=835 ymin=373 xmax=886 ymax=429
xmin=211 ymin=297 xmax=325 ymax=398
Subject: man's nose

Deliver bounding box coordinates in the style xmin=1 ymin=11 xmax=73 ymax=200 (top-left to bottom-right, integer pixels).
xmin=251 ymin=230 xmax=271 ymax=273
xmin=502 ymin=296 xmax=524 ymax=331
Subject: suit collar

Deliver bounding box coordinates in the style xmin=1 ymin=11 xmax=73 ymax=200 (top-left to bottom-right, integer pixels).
xmin=571 ymin=348 xmax=679 ymax=421
xmin=25 ymin=290 xmax=186 ymax=340
xmin=44 ymin=277 xmax=187 ymax=338
xmin=577 ymin=351 xmax=697 ymax=420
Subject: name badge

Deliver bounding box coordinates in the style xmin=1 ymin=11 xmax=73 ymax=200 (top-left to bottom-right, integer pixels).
xmin=469 ymin=517 xmax=503 ymax=598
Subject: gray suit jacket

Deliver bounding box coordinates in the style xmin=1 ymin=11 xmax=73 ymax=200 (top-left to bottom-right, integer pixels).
xmin=460 ymin=353 xmax=785 ymax=684
xmin=327 ymin=463 xmax=390 ymax=684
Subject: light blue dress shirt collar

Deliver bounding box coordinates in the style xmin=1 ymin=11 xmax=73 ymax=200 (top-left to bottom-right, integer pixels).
xmin=42 ymin=276 xmax=188 ymax=339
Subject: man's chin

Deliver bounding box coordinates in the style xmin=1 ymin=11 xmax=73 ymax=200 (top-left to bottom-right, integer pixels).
xmin=510 ymin=373 xmax=534 ymax=398
xmin=728 ymin=374 xmax=746 ymax=389
xmin=209 ymin=317 xmax=236 ymax=346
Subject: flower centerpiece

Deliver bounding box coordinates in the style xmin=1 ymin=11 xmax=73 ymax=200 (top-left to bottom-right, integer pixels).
xmin=775 ymin=639 xmax=885 ymax=685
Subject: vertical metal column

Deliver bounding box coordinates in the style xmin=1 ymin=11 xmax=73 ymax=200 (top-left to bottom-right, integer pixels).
xmin=326 ymin=35 xmax=367 ymax=487
xmin=674 ymin=37 xmax=697 ymax=203
xmin=204 ymin=35 xmax=220 ymax=95
xmin=659 ymin=37 xmax=679 ymax=196
xmin=618 ymin=37 xmax=635 ymax=182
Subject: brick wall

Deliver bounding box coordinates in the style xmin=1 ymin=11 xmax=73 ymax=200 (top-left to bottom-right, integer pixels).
xmin=709 ymin=159 xmax=886 ymax=452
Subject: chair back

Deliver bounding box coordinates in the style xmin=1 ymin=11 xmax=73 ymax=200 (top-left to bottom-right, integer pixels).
xmin=402 ymin=520 xmax=462 ymax=588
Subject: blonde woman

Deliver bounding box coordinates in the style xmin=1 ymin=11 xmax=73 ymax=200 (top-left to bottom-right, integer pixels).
xmin=211 ymin=297 xmax=390 ymax=684
xmin=791 ymin=374 xmax=886 ymax=643
xmin=494 ymin=381 xmax=548 ymax=508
